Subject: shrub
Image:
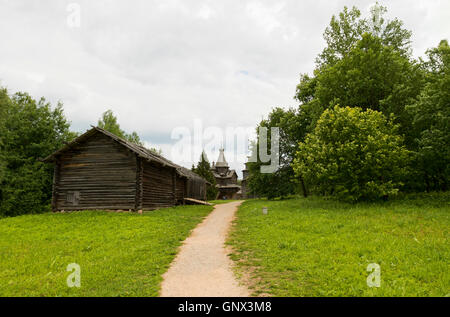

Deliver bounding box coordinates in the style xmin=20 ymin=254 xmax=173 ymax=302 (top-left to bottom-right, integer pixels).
xmin=293 ymin=106 xmax=410 ymax=202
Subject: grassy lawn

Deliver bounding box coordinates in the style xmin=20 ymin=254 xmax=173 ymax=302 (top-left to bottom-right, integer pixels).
xmin=227 ymin=194 xmax=449 ymax=297
xmin=208 ymin=199 xmax=239 ymax=205
xmin=0 ymin=205 xmax=213 ymax=297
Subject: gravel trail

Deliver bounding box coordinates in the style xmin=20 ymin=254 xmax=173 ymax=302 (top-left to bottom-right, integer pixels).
xmin=160 ymin=201 xmax=249 ymax=297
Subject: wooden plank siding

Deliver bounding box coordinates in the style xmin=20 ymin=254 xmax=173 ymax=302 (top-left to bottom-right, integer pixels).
xmin=46 ymin=127 xmax=208 ymax=212
xmin=186 ymin=177 xmax=207 ymax=201
xmin=54 ymin=133 xmax=137 ymax=211
xmin=175 ymin=175 xmax=186 ymax=203
xmin=135 ymin=156 xmax=144 ymax=211
xmin=142 ymin=161 xmax=175 ymax=209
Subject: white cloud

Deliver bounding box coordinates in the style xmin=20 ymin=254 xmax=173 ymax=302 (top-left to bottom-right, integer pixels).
xmin=0 ymin=0 xmax=448 ymax=176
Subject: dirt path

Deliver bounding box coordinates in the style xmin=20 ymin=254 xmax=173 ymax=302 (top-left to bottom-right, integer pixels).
xmin=160 ymin=201 xmax=249 ymax=297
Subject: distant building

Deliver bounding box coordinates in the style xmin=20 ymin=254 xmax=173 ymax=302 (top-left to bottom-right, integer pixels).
xmin=211 ymin=148 xmax=241 ymax=199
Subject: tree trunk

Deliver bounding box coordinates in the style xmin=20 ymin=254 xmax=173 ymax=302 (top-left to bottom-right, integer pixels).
xmin=300 ymin=176 xmax=308 ymax=198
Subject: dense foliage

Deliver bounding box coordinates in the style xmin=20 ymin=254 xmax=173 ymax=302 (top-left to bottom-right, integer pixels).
xmin=0 ymin=89 xmax=9 ymax=189
xmin=192 ymin=152 xmax=218 ymax=200
xmin=407 ymin=40 xmax=450 ymax=192
xmin=295 ymin=4 xmax=424 ymax=148
xmin=97 ymin=109 xmax=161 ymax=154
xmin=293 ymin=106 xmax=410 ymax=202
xmin=315 ymin=34 xmax=424 ymax=142
xmin=247 ymin=108 xmax=308 ymax=199
xmin=316 ymin=4 xmax=412 ymax=68
xmin=0 ymin=90 xmax=74 ymax=217
xmin=97 ymin=110 xmax=143 ymax=145
xmin=247 ymin=3 xmax=448 ymax=201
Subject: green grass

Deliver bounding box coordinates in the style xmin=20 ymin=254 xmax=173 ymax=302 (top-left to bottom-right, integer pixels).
xmin=227 ymin=193 xmax=449 ymax=297
xmin=0 ymin=205 xmax=213 ymax=296
xmin=208 ymin=199 xmax=239 ymax=205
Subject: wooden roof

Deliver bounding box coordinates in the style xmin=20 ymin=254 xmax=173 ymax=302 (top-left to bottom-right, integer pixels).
xmin=177 ymin=166 xmax=211 ymax=184
xmin=43 ymin=126 xmax=206 ymax=182
xmin=215 ymin=148 xmax=229 ymax=167
xmin=212 ymin=169 xmax=238 ymax=179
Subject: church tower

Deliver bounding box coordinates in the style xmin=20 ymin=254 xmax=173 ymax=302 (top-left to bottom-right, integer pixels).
xmin=215 ymin=148 xmax=229 ymax=175
xmin=211 ymin=148 xmax=241 ymax=199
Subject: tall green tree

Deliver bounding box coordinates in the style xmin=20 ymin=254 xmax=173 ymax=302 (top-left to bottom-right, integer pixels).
xmin=314 ymin=33 xmax=424 ymax=147
xmin=192 ymin=151 xmax=218 ymax=200
xmin=295 ymin=4 xmax=419 ymax=138
xmin=0 ymin=88 xmax=10 ymax=190
xmin=251 ymin=3 xmax=447 ymax=199
xmin=317 ymin=3 xmax=412 ymax=68
xmin=97 ymin=110 xmax=143 ymax=146
xmin=0 ymin=90 xmax=74 ymax=217
xmin=316 ymin=34 xmax=418 ymax=112
xmin=291 ymin=4 xmax=426 ymax=193
xmin=407 ymin=40 xmax=450 ymax=191
xmin=247 ymin=107 xmax=309 ymax=199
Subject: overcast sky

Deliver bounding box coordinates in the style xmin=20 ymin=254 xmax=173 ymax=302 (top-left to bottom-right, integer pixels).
xmin=0 ymin=0 xmax=448 ymax=176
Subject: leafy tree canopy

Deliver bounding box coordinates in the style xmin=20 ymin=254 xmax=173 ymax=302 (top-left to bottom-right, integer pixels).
xmin=407 ymin=40 xmax=450 ymax=191
xmin=97 ymin=110 xmax=143 ymax=146
xmin=0 ymin=88 xmax=11 ymax=186
xmin=296 ymin=17 xmax=424 ymax=149
xmin=315 ymin=33 xmax=424 ymax=147
xmin=0 ymin=89 xmax=74 ymax=216
xmin=295 ymin=3 xmax=419 ymax=136
xmin=317 ymin=2 xmax=412 ymax=68
xmin=97 ymin=110 xmax=162 ymax=155
xmin=293 ymin=106 xmax=410 ymax=202
xmin=260 ymin=3 xmax=445 ymax=200
xmin=192 ymin=151 xmax=218 ymax=200
xmin=247 ymin=107 xmax=308 ymax=199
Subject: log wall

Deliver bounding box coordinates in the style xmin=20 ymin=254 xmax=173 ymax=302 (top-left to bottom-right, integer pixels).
xmin=54 ymin=132 xmax=137 ymax=211
xmin=175 ymin=175 xmax=186 ymax=203
xmin=186 ymin=177 xmax=207 ymax=201
xmin=142 ymin=161 xmax=176 ymax=209
xmin=50 ymin=129 xmax=208 ymax=211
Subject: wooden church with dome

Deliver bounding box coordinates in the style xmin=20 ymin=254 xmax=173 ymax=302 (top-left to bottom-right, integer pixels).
xmin=211 ymin=148 xmax=241 ymax=200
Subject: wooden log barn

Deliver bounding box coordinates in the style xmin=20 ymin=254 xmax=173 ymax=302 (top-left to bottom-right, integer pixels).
xmin=43 ymin=127 xmax=208 ymax=212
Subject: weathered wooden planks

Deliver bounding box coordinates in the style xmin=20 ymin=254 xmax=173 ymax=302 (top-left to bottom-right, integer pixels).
xmin=142 ymin=161 xmax=175 ymax=209
xmin=46 ymin=128 xmax=209 ymax=212
xmin=183 ymin=198 xmax=212 ymax=205
xmin=175 ymin=175 xmax=186 ymax=203
xmin=54 ymin=133 xmax=137 ymax=211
